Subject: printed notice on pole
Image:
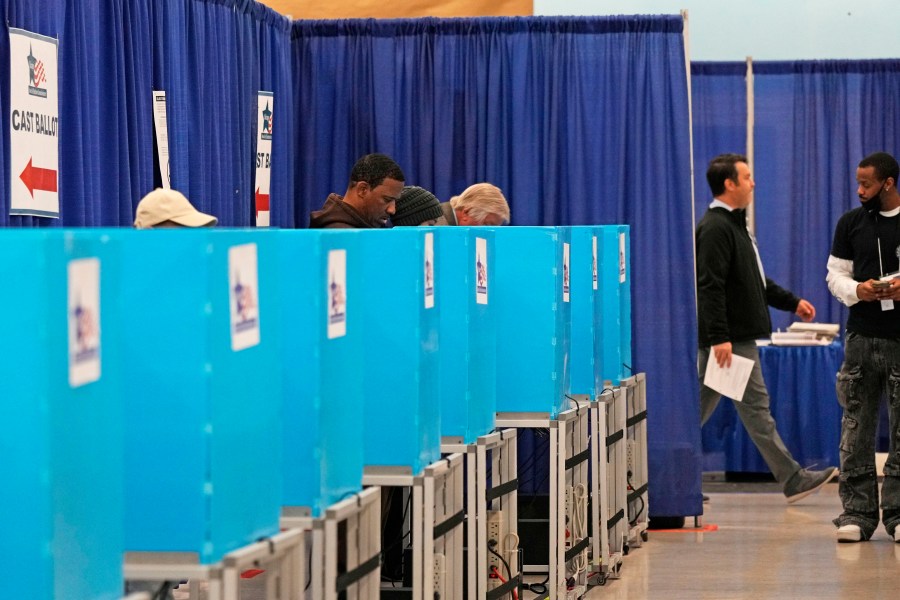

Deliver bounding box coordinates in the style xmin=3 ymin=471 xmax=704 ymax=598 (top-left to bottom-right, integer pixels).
xmin=9 ymin=28 xmax=59 ymax=218
xmin=703 ymin=352 xmax=754 ymax=401
xmin=152 ymin=91 xmax=171 ymax=189
xmin=255 ymin=92 xmax=273 ymax=227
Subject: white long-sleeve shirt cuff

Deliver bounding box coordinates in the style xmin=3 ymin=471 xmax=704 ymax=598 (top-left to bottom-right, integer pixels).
xmin=826 ymin=254 xmax=860 ymax=307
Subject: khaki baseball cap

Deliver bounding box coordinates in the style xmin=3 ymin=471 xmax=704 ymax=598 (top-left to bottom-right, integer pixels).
xmin=134 ymin=188 xmax=218 ymax=229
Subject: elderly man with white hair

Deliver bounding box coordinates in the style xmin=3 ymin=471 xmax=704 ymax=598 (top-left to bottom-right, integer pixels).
xmin=439 ymin=182 xmax=510 ymax=226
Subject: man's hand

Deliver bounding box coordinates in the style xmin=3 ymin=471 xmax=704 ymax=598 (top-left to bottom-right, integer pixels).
xmin=795 ymin=299 xmax=816 ymax=322
xmin=712 ymin=341 xmax=732 ymax=369
xmin=857 ymin=279 xmax=900 ymax=302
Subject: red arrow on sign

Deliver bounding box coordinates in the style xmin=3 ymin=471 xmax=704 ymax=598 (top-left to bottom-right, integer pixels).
xmin=255 ymin=187 xmax=270 ymax=217
xmin=20 ymin=157 xmax=58 ymax=198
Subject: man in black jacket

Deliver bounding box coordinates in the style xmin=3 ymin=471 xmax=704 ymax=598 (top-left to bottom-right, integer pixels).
xmin=697 ymin=153 xmax=837 ymax=503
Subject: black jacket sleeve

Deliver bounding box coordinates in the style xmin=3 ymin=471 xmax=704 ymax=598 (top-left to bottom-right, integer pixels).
xmin=765 ymin=278 xmax=801 ymax=313
xmin=696 ymin=219 xmax=733 ymax=346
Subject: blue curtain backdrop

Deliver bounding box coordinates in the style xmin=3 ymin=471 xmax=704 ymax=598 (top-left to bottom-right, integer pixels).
xmin=292 ymin=15 xmax=702 ymax=517
xmin=690 ymin=62 xmax=747 ymax=226
xmin=0 ymin=0 xmax=294 ymax=227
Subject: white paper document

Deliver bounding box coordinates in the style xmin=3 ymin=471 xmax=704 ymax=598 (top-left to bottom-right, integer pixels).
xmin=704 ymin=352 xmax=754 ymax=401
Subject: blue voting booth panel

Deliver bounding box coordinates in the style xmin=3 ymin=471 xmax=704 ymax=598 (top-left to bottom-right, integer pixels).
xmin=279 ymin=230 xmax=364 ymax=517
xmin=493 ymin=227 xmax=570 ymax=417
xmin=568 ymin=226 xmax=599 ymax=397
xmin=436 ymin=228 xmax=497 ymax=444
xmin=121 ymin=230 xmax=281 ymax=563
xmin=359 ymin=230 xmax=441 ymax=473
xmin=0 ymin=230 xmax=123 ymax=600
xmin=596 ymin=226 xmax=632 ymax=386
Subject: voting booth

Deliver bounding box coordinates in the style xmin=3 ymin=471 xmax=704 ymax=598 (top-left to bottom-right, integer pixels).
xmin=279 ymin=230 xmax=365 ymax=517
xmin=0 ymin=230 xmax=124 ymax=600
xmin=120 ymin=230 xmax=282 ymax=564
xmin=493 ymin=226 xmax=571 ymax=417
xmin=436 ymin=227 xmax=497 ymax=444
xmin=596 ymin=225 xmax=632 ymax=386
xmin=358 ymin=229 xmax=441 ymax=474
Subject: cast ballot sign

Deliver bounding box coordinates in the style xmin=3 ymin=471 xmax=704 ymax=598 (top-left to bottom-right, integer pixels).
xmin=9 ymin=28 xmax=59 ymax=218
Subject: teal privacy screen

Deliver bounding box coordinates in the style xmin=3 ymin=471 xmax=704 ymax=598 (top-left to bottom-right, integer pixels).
xmin=358 ymin=229 xmax=441 ymax=474
xmin=435 ymin=228 xmax=497 ymax=444
xmin=279 ymin=230 xmax=364 ymax=517
xmin=596 ymin=225 xmax=632 ymax=386
xmin=0 ymin=230 xmax=123 ymax=600
xmin=568 ymin=226 xmax=599 ymax=397
xmin=120 ymin=230 xmax=281 ymax=563
xmin=493 ymin=227 xmax=570 ymax=417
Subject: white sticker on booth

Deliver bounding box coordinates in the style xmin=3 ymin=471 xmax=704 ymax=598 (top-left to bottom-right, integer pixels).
xmin=424 ymin=232 xmax=435 ymax=309
xmin=476 ymin=237 xmax=488 ymax=305
xmin=327 ymin=249 xmax=347 ymax=339
xmin=592 ymin=235 xmax=598 ymax=290
xmin=228 ymin=243 xmax=260 ymax=351
xmin=68 ymin=258 xmax=101 ymax=388
xmin=9 ymin=28 xmax=59 ymax=218
xmin=563 ymin=242 xmax=570 ymax=303
xmin=619 ymin=232 xmax=626 ymax=283
xmin=255 ymin=91 xmax=273 ymax=227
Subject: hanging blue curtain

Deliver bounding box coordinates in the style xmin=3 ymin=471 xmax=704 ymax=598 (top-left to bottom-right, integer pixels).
xmin=753 ymin=60 xmax=900 ymax=331
xmin=690 ymin=62 xmax=748 ymax=471
xmin=292 ymin=15 xmax=701 ymax=517
xmin=690 ymin=62 xmax=747 ymax=226
xmin=154 ymin=0 xmax=293 ymax=227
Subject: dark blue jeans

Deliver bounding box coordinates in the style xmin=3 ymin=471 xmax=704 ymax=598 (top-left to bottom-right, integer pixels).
xmin=834 ymin=332 xmax=900 ymax=538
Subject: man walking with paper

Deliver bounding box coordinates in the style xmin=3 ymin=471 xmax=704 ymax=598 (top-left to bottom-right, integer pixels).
xmin=696 ymin=153 xmax=837 ymax=503
xmin=827 ymin=151 xmax=900 ymax=543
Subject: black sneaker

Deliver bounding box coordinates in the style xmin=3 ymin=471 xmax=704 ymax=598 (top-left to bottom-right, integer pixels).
xmin=783 ymin=467 xmax=838 ymax=504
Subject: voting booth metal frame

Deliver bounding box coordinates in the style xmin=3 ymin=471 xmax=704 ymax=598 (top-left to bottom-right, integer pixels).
xmin=362 ymin=453 xmax=465 ymax=600
xmin=123 ymin=527 xmax=305 ymax=600
xmin=442 ymin=428 xmax=520 ymax=600
xmin=496 ymin=405 xmax=591 ymax=600
xmin=591 ymin=386 xmax=626 ymax=581
xmin=623 ymin=374 xmax=650 ymax=550
xmin=280 ymin=485 xmax=382 ymax=600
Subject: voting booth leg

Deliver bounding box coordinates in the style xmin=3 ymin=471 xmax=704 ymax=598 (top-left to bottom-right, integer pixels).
xmin=623 ymin=374 xmax=650 ymax=549
xmin=322 ymin=487 xmax=382 ymax=600
xmin=364 ymin=454 xmax=464 ymax=600
xmin=601 ymin=384 xmax=628 ymax=574
xmin=588 ymin=390 xmax=622 ymax=583
xmin=442 ymin=430 xmax=518 ymax=600
xmin=496 ymin=409 xmax=588 ymax=600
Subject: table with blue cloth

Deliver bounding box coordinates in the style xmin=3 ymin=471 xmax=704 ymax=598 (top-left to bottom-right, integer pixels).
xmin=702 ymin=341 xmax=844 ymax=474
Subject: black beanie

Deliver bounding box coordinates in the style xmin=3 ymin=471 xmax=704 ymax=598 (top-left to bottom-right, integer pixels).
xmin=392 ymin=186 xmax=443 ymax=226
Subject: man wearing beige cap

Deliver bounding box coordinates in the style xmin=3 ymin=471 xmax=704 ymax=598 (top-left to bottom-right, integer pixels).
xmin=133 ymin=188 xmax=217 ymax=229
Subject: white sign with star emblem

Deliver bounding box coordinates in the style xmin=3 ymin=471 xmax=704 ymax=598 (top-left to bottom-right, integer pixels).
xmin=255 ymin=91 xmax=273 ymax=227
xmin=9 ymin=28 xmax=59 ymax=218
